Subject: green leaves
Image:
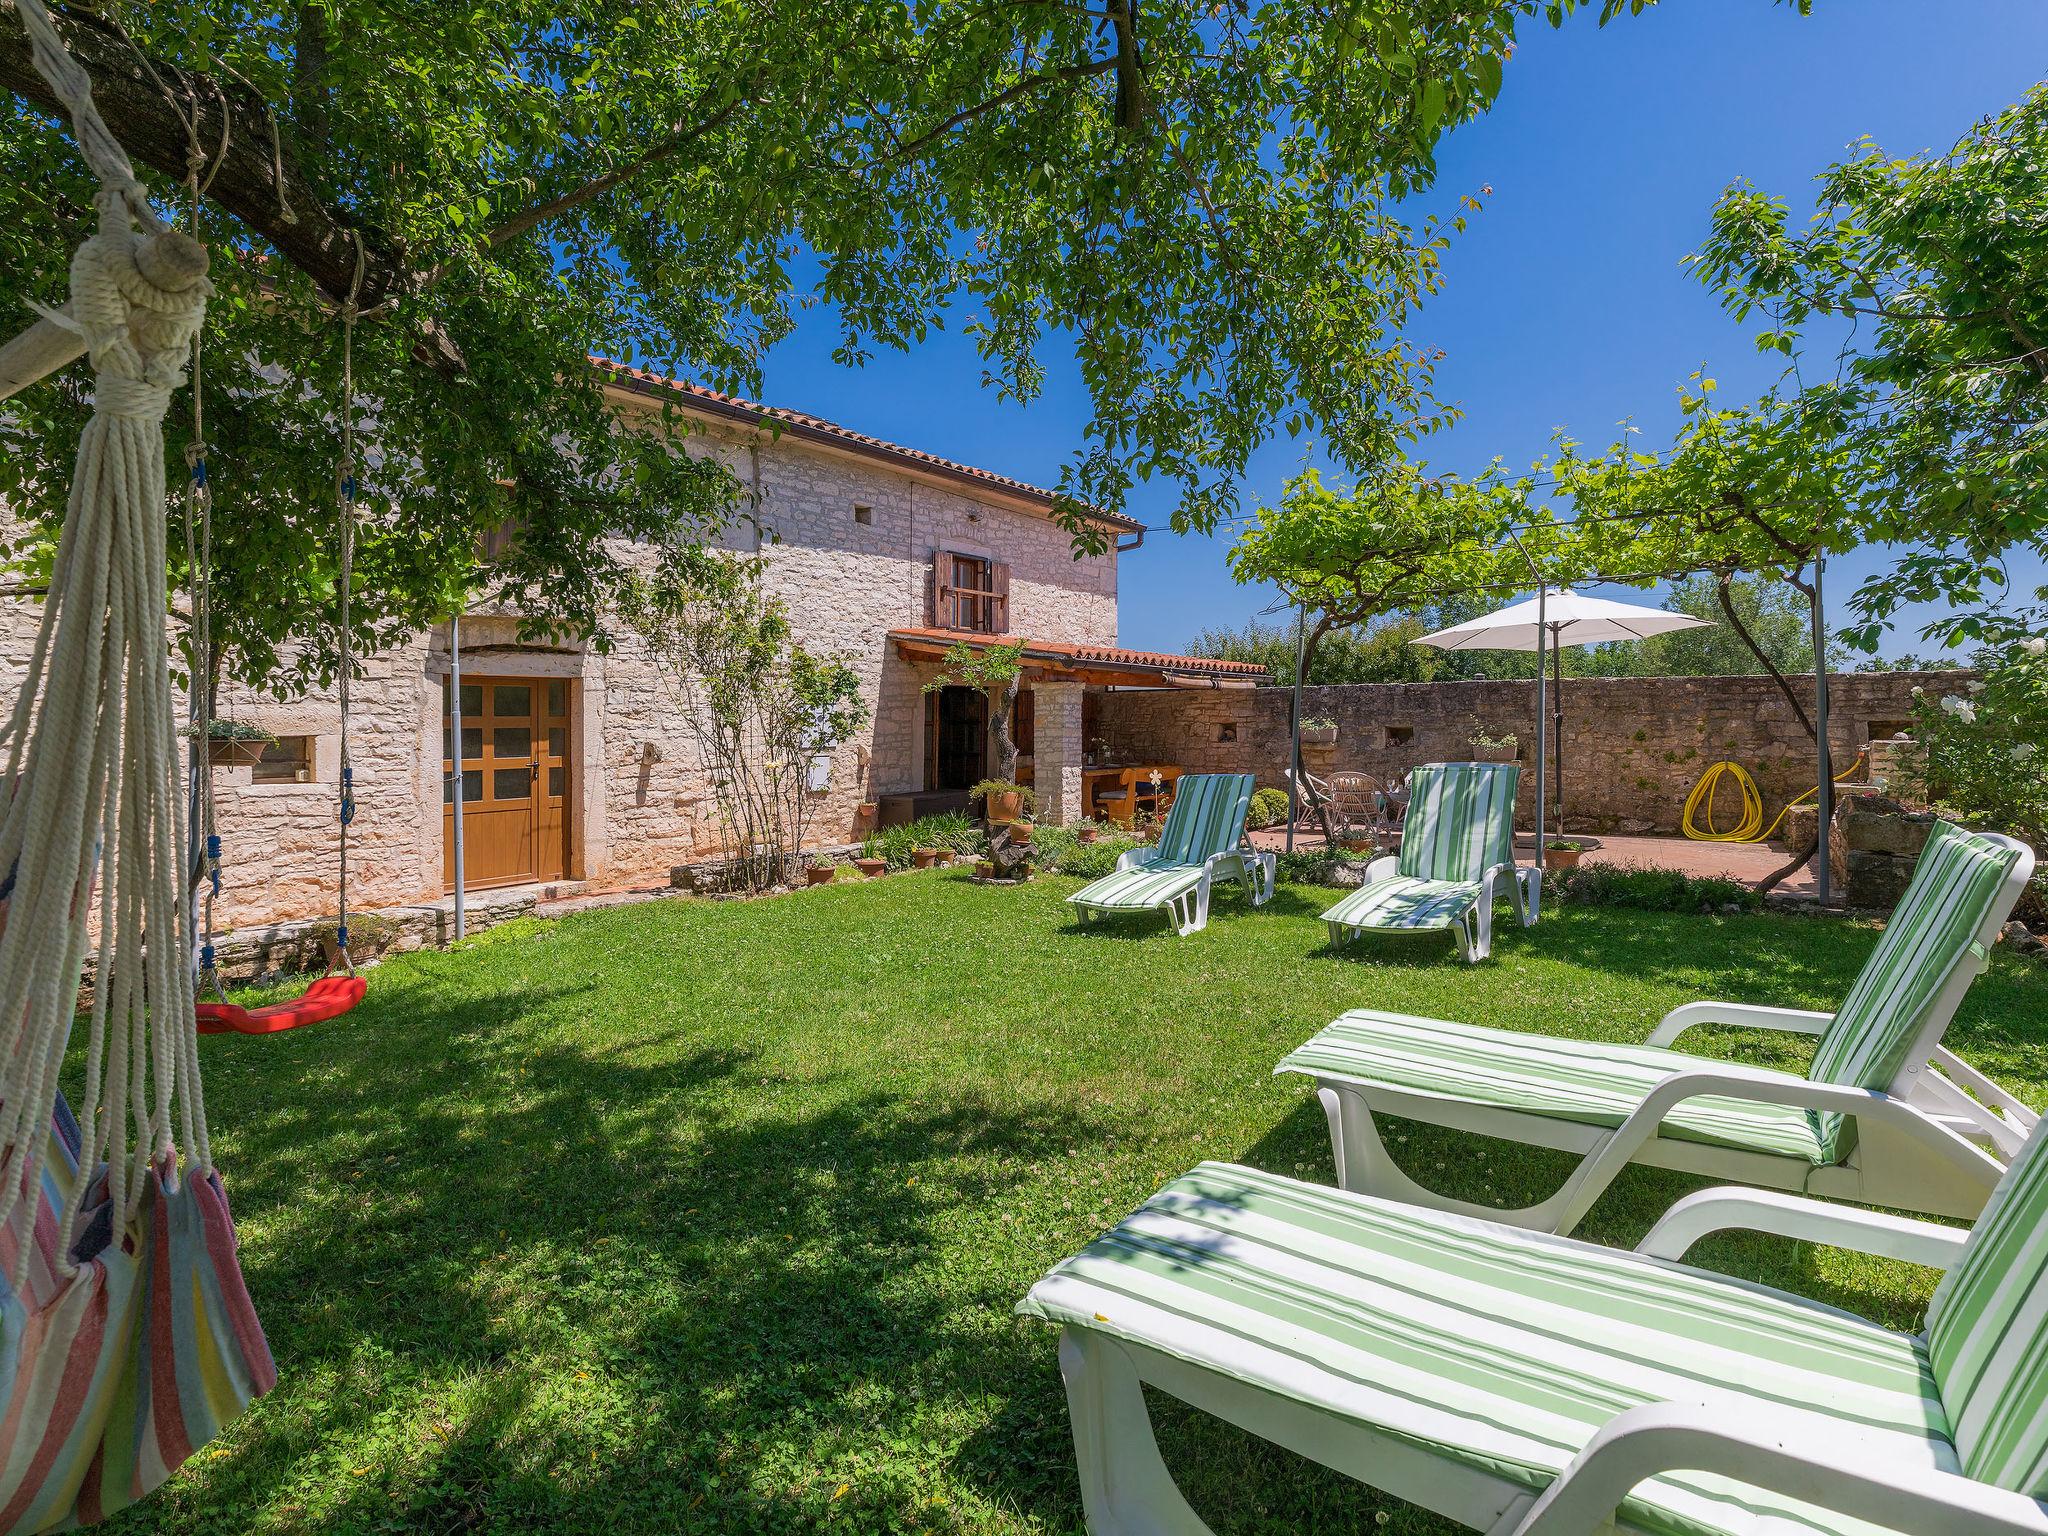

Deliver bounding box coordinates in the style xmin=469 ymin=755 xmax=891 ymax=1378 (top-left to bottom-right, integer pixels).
xmin=1693 ymin=84 xmax=2048 ymax=651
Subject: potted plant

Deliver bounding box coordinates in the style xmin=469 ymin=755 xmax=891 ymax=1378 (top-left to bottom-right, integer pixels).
xmin=204 ymin=718 xmax=274 ymax=767
xmin=912 ymin=846 xmax=939 ymax=869
xmin=969 ymin=778 xmax=1035 ymax=828
xmin=1469 ymin=728 xmax=1519 ymax=764
xmin=1545 ymin=838 xmax=1585 ymax=870
xmin=1008 ymin=820 xmax=1034 ymax=847
xmin=1076 ymin=823 xmax=1100 ymax=845
xmin=1298 ymin=716 xmax=1338 ymax=747
xmin=852 ymin=836 xmax=888 ymax=877
xmin=974 ymin=858 xmax=996 ymax=879
xmin=804 ymin=862 xmax=838 ymax=886
xmin=932 ymin=848 xmax=956 ymax=867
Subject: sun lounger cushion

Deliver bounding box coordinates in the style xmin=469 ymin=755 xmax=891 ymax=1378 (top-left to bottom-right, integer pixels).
xmin=1804 ymin=821 xmax=2022 ymax=1156
xmin=1927 ymin=1114 xmax=2048 ymax=1494
xmin=1394 ymin=761 xmax=1519 ymax=882
xmin=1064 ymin=856 xmax=1206 ymax=910
xmin=1277 ymin=1010 xmax=1831 ymax=1163
xmin=1021 ymin=1161 xmax=1953 ymax=1536
xmin=1319 ymin=875 xmax=1488 ymax=932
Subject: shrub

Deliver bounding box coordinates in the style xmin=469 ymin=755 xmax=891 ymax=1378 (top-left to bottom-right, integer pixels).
xmin=872 ymin=823 xmax=920 ymax=870
xmin=907 ymin=812 xmax=985 ymax=856
xmin=1543 ymin=863 xmax=1762 ymax=914
xmin=1273 ymin=848 xmax=1373 ymax=886
xmin=1910 ymin=638 xmax=2048 ymax=850
xmin=872 ymin=814 xmax=987 ymax=869
xmin=1029 ymin=822 xmax=1142 ymax=879
xmin=1247 ymin=786 xmax=1290 ymax=830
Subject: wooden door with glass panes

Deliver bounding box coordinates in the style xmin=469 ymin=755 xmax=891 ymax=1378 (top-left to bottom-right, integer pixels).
xmin=443 ymin=675 xmax=571 ymax=890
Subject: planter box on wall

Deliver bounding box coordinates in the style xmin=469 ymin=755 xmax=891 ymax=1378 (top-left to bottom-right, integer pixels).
xmin=206 ymin=737 xmax=269 ymax=768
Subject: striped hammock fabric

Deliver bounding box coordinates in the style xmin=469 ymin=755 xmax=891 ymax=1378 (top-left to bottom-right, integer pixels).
xmin=1022 ymin=1161 xmax=1948 ymax=1536
xmin=1804 ymin=821 xmax=2022 ymax=1157
xmin=0 ymin=1094 xmax=275 ymax=1533
xmin=1926 ymin=1112 xmax=2048 ymax=1497
xmin=1069 ymin=773 xmax=1256 ymax=913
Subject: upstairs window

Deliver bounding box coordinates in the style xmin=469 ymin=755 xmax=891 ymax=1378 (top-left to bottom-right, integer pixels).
xmin=929 ymin=550 xmax=1010 ymax=633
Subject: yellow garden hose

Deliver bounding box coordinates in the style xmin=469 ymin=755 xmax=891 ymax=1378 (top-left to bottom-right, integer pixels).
xmin=1681 ymin=752 xmax=1867 ymax=844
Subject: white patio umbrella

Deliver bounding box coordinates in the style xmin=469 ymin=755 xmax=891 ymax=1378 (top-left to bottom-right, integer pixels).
xmin=1414 ymin=588 xmax=1711 ymax=859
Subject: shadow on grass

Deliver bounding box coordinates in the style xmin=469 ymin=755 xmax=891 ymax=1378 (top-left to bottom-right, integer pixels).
xmin=124 ymin=968 xmax=1114 ymax=1536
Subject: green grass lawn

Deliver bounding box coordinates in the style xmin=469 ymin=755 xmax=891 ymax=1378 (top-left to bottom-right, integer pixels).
xmin=114 ymin=873 xmax=2048 ymax=1534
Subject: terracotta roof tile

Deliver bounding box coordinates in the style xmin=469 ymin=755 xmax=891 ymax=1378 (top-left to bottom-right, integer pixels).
xmin=592 ymin=358 xmax=1144 ymax=535
xmin=888 ymin=627 xmax=1266 ymax=681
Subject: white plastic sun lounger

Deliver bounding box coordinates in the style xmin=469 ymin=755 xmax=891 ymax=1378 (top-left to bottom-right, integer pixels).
xmin=1280 ymin=821 xmax=2035 ymax=1229
xmin=1319 ymin=761 xmax=1537 ymax=962
xmin=1020 ymin=1131 xmax=2048 ymax=1536
xmin=1068 ymin=773 xmax=1274 ymax=936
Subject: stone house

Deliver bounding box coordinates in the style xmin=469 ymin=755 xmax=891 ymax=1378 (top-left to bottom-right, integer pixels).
xmin=0 ymin=363 xmax=1261 ymax=930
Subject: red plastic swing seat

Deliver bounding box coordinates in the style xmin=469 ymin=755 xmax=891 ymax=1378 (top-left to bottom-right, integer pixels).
xmin=196 ymin=974 xmax=367 ymax=1035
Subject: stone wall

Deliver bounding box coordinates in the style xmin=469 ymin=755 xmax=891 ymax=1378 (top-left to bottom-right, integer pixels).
xmin=0 ymin=393 xmax=1119 ymax=931
xmin=1095 ymin=671 xmax=1965 ymax=836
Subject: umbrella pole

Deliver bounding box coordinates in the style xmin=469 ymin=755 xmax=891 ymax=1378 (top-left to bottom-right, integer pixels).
xmin=1286 ymin=599 xmax=1305 ymax=854
xmin=1532 ymin=587 xmax=1548 ymax=868
xmin=1551 ymin=624 xmax=1565 ymax=844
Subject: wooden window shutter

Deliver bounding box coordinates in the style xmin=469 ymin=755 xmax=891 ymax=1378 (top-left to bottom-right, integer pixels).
xmin=928 ymin=550 xmax=956 ymax=628
xmin=991 ymin=561 xmax=1011 ymax=634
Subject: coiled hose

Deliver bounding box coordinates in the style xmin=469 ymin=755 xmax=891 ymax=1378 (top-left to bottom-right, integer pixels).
xmin=1682 ymin=752 xmax=1867 ymax=844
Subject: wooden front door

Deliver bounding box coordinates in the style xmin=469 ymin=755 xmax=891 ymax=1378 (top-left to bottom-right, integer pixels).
xmin=444 ymin=675 xmax=572 ymax=890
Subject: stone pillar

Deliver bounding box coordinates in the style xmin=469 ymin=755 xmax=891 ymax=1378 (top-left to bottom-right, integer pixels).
xmin=1034 ymin=679 xmax=1087 ymax=824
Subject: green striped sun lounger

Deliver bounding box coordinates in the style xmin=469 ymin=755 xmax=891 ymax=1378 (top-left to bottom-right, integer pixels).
xmin=1320 ymin=761 xmax=1536 ymax=962
xmin=1020 ymin=1129 xmax=2048 ymax=1536
xmin=1280 ymin=821 xmax=2036 ymax=1231
xmin=1067 ymin=772 xmax=1274 ymax=936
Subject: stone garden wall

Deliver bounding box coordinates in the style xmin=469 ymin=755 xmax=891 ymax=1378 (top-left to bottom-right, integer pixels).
xmin=1095 ymin=671 xmax=1969 ymax=836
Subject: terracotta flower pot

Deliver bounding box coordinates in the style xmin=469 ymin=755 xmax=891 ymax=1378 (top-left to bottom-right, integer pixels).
xmin=984 ymin=790 xmax=1022 ymax=823
xmin=1545 ymin=846 xmax=1583 ymax=870
xmin=1299 ymin=726 xmax=1338 ymax=747
xmin=1008 ymin=822 xmax=1033 ymax=846
xmin=933 ymin=849 xmax=955 ymax=866
xmin=974 ymin=860 xmax=995 ymax=879
xmin=853 ymin=857 xmax=887 ymax=877
xmin=805 ymin=864 xmax=837 ymax=886
xmin=1077 ymin=826 xmax=1099 ymax=845
xmin=912 ymin=848 xmax=939 ymax=869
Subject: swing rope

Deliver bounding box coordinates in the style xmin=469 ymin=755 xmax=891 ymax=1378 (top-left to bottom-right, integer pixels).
xmin=0 ymin=0 xmax=214 ymax=1279
xmin=331 ymin=239 xmax=365 ymax=978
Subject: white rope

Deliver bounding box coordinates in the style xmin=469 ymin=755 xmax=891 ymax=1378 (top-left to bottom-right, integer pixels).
xmin=0 ymin=0 xmax=213 ymax=1281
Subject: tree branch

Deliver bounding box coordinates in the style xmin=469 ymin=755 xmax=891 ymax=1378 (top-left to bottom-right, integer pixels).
xmin=887 ymin=55 xmax=1117 ymax=162
xmin=1715 ymin=571 xmax=1815 ymax=740
xmin=471 ymin=79 xmax=757 ymax=261
xmin=0 ymin=0 xmax=403 ymax=308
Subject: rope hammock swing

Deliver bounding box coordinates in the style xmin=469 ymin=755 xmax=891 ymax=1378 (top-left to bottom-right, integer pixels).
xmin=0 ymin=3 xmax=274 ymax=1525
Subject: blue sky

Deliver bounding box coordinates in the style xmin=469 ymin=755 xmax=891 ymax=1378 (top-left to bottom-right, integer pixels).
xmin=751 ymin=2 xmax=2048 ymax=658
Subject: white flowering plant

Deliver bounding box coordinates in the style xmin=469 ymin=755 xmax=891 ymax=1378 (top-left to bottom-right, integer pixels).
xmin=1910 ymin=631 xmax=2048 ymax=850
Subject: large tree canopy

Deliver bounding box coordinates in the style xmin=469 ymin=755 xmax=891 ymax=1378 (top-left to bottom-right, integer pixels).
xmin=0 ymin=0 xmax=1688 ymax=691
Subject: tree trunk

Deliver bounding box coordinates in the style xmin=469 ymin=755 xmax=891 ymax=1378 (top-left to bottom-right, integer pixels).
xmin=1717 ymin=572 xmax=1816 ymax=741
xmin=990 ymin=675 xmax=1020 ymax=783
